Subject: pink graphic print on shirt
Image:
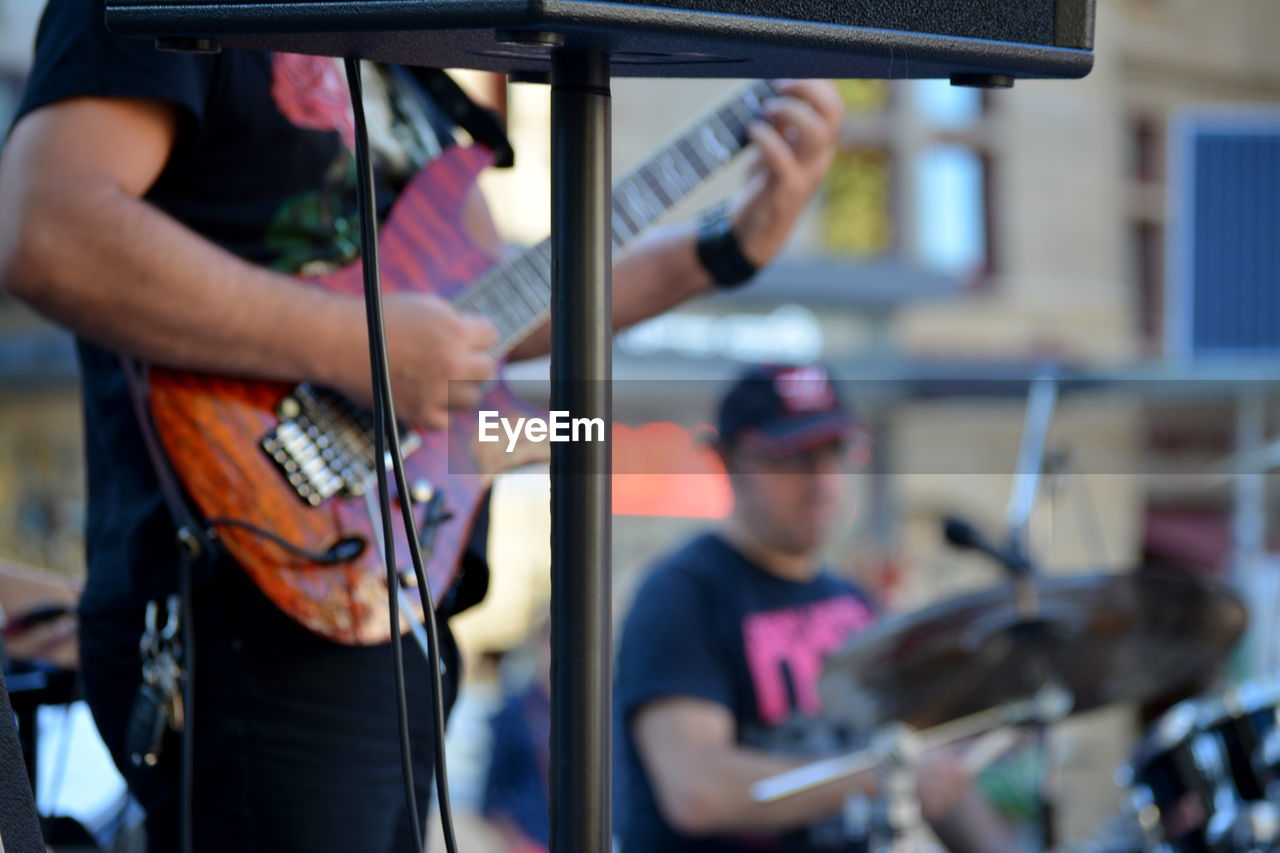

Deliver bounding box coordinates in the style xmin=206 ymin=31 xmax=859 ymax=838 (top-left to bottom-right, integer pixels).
xmin=270 ymin=53 xmax=356 ymax=150
xmin=743 ymin=596 xmax=875 ymax=725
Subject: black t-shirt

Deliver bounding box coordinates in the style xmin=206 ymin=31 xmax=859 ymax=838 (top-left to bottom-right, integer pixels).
xmin=12 ymin=0 xmax=482 ymax=617
xmin=615 ymin=533 xmax=878 ymax=853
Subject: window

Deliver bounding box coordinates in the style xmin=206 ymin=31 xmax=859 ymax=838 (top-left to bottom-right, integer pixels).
xmin=915 ymin=144 xmax=986 ymax=278
xmin=822 ymin=78 xmax=994 ymax=285
xmin=912 ymin=79 xmax=982 ymax=129
xmin=824 ymin=147 xmax=894 ymax=256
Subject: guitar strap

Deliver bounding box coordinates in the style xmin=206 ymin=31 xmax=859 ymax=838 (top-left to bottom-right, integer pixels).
xmin=405 ymin=67 xmax=515 ymax=169
xmin=118 ymin=356 xmax=223 ymax=580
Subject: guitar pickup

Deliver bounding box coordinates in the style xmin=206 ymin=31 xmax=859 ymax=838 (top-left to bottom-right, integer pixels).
xmin=262 ymin=419 xmax=352 ymax=506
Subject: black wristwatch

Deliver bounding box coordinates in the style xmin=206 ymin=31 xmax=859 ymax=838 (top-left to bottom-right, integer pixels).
xmin=696 ymin=204 xmax=759 ymax=289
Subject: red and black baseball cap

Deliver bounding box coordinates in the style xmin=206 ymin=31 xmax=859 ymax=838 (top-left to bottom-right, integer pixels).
xmin=716 ymin=363 xmax=859 ymax=457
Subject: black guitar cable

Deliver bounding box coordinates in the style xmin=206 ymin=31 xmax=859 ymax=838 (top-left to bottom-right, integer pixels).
xmin=344 ymin=58 xmax=461 ymax=853
xmin=345 ymin=57 xmax=421 ymax=853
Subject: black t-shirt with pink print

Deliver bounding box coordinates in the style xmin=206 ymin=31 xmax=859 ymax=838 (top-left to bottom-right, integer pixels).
xmin=615 ymin=532 xmax=879 ymax=852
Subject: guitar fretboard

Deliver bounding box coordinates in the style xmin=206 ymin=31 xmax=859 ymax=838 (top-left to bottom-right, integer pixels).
xmin=451 ymin=80 xmax=776 ymax=354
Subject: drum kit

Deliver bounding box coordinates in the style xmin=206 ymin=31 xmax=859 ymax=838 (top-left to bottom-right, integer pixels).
xmin=754 ymin=375 xmax=1277 ymax=852
xmin=753 ymin=569 xmax=1262 ymax=852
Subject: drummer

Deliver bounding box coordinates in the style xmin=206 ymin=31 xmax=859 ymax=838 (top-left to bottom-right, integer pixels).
xmin=613 ymin=363 xmax=1018 ymax=853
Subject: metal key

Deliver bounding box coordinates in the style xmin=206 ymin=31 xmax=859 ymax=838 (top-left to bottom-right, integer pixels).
xmin=152 ymin=647 xmax=184 ymax=731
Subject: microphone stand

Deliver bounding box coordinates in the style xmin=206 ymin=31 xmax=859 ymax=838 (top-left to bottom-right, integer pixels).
xmin=1005 ymin=370 xmax=1058 ymax=608
xmin=1003 ymin=367 xmax=1062 ymax=851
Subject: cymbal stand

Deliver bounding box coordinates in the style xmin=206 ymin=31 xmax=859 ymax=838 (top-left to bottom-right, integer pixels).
xmin=867 ymin=724 xmax=925 ymax=853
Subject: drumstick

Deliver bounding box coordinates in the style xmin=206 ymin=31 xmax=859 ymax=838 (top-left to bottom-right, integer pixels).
xmin=750 ymin=708 xmax=999 ymax=803
xmin=958 ymin=728 xmax=1021 ymax=775
xmin=750 ymin=749 xmax=883 ymax=804
xmin=751 ymin=688 xmax=1070 ymax=803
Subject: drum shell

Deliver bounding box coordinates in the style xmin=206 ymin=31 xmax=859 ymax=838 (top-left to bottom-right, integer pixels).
xmin=1198 ymin=681 xmax=1280 ymax=804
xmin=1124 ymin=700 xmax=1239 ymax=853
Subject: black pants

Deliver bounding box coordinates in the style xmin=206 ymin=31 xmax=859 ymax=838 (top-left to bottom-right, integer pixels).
xmin=78 ymin=566 xmax=460 ymax=853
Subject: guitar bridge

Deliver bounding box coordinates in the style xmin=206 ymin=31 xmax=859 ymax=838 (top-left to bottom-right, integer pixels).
xmin=260 ymin=384 xmax=418 ymax=506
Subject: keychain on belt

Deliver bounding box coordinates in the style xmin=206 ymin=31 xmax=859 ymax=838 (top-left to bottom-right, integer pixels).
xmin=127 ymin=594 xmax=185 ymax=768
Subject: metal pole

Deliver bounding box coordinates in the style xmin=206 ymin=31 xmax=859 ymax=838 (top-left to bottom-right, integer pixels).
xmin=1005 ymin=370 xmax=1059 ymax=559
xmin=1232 ymin=388 xmax=1266 ymax=580
xmin=1232 ymin=387 xmax=1267 ymax=677
xmin=549 ymin=49 xmax=613 ymax=853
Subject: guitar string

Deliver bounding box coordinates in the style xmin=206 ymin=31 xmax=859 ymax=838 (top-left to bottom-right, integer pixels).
xmin=454 ymin=80 xmax=773 ymax=358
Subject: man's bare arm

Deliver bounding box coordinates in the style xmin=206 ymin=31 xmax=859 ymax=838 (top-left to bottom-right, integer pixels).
xmin=631 ymin=697 xmax=874 ymax=836
xmin=0 ymin=97 xmax=496 ymax=429
xmin=634 ymin=697 xmax=1022 ymax=851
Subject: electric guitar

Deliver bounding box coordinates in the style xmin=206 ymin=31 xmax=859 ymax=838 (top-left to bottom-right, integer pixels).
xmin=150 ymin=80 xmax=776 ymax=644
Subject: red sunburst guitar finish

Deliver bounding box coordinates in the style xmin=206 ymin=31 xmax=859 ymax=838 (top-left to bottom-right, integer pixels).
xmin=148 ymin=82 xmax=774 ymax=645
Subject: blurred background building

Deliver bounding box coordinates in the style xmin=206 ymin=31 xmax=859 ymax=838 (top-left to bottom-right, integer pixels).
xmin=1 ymin=0 xmax=1278 ymax=848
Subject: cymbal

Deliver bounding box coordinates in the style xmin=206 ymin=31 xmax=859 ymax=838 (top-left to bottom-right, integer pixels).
xmin=819 ymin=571 xmax=1247 ymax=731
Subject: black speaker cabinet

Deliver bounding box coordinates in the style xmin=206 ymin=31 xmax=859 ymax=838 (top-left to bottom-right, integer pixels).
xmin=105 ymin=0 xmax=1095 ymax=81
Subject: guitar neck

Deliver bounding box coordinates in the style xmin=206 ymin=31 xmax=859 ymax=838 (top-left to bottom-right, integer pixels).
xmin=452 ymin=80 xmax=776 ymax=355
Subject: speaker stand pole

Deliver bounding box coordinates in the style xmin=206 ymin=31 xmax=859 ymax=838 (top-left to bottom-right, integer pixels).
xmin=549 ymin=49 xmax=613 ymax=853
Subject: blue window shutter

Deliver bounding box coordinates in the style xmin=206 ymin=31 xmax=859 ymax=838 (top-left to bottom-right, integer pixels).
xmin=1167 ymin=111 xmax=1280 ymax=360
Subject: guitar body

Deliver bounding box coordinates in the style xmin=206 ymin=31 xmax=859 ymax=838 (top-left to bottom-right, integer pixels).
xmin=150 ymin=145 xmax=541 ymax=645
